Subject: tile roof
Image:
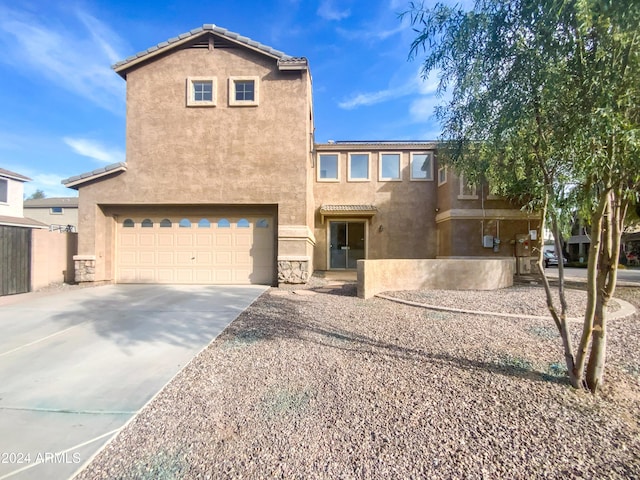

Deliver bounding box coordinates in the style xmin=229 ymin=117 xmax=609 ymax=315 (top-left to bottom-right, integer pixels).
xmin=0 ymin=168 xmax=31 ymax=182
xmin=113 ymin=25 xmax=307 ymax=76
xmin=320 ymin=205 xmax=378 ymax=212
xmin=61 ymin=162 xmax=127 ymax=189
xmin=24 ymin=197 xmax=79 ymax=208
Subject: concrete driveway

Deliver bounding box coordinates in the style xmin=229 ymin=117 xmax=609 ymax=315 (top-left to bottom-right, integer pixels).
xmin=0 ymin=284 xmax=268 ymax=480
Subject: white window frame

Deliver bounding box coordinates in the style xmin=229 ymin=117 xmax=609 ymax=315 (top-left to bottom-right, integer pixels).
xmin=410 ymin=152 xmax=434 ymax=181
xmin=50 ymin=207 xmax=63 ymax=214
xmin=0 ymin=179 xmax=7 ymax=203
xmin=458 ymin=173 xmax=479 ymax=199
xmin=317 ymin=154 xmax=340 ymax=182
xmin=438 ymin=165 xmax=448 ymax=186
xmin=378 ymin=152 xmax=402 ymax=181
xmin=229 ymin=76 xmax=259 ymax=106
xmin=186 ymin=77 xmax=217 ymax=107
xmin=348 ymin=152 xmax=370 ymax=182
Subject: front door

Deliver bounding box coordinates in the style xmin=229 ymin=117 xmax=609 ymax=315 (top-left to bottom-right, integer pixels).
xmin=329 ymin=221 xmax=366 ymax=269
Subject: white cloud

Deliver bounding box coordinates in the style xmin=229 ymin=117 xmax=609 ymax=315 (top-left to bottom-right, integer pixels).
xmin=339 ymin=67 xmax=441 ymax=111
xmin=63 ymin=137 xmax=125 ymax=164
xmin=0 ymin=6 xmax=127 ymax=115
xmin=317 ymin=0 xmax=351 ymax=20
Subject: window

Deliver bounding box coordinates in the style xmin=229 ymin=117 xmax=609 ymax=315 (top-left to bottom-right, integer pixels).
xmin=379 ymin=153 xmax=401 ymax=181
xmin=256 ymin=219 xmax=269 ymax=228
xmin=438 ymin=166 xmax=447 ymax=186
xmin=50 ymin=207 xmax=63 ymax=214
xmin=179 ymin=218 xmax=192 ymax=228
xmin=318 ymin=154 xmax=339 ymax=181
xmin=229 ymin=76 xmax=259 ymax=106
xmin=217 ymin=218 xmax=230 ymax=228
xmin=0 ymin=179 xmax=7 ymax=203
xmin=458 ymin=174 xmax=478 ymax=199
xmin=141 ymin=219 xmax=153 ymax=228
xmin=123 ymin=219 xmax=135 ymax=228
xmin=198 ymin=218 xmax=211 ymax=228
xmin=410 ymin=152 xmax=433 ymax=181
xmin=160 ymin=218 xmax=172 ymax=228
xmin=187 ymin=77 xmax=217 ymax=107
xmin=237 ymin=218 xmax=250 ymax=228
xmin=348 ymin=153 xmax=370 ymax=181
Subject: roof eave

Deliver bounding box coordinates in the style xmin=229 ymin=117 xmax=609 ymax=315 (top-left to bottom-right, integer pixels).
xmin=62 ymin=163 xmax=127 ymax=190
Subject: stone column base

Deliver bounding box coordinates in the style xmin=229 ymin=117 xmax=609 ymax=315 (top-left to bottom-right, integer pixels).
xmin=278 ymin=257 xmax=310 ymax=284
xmin=73 ymin=255 xmax=96 ymax=283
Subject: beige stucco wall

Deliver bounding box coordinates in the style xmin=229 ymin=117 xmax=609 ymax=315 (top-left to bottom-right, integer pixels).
xmin=313 ymin=147 xmax=438 ymax=270
xmin=357 ymin=258 xmax=515 ymax=299
xmin=436 ymin=174 xmax=541 ymax=258
xmin=76 ymin=39 xmax=314 ymax=282
xmin=0 ymin=178 xmax=25 ymax=217
xmin=31 ymin=230 xmax=77 ymax=290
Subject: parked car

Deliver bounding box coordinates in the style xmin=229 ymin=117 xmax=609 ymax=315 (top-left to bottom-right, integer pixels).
xmin=544 ymin=250 xmax=567 ymax=267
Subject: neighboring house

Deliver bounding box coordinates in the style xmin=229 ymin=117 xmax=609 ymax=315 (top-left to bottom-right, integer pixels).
xmin=0 ymin=168 xmax=46 ymax=229
xmin=0 ymin=168 xmax=55 ymax=296
xmin=62 ymin=25 xmax=539 ymax=286
xmin=23 ymin=197 xmax=79 ymax=232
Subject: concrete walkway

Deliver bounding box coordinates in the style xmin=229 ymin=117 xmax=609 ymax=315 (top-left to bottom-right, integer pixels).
xmin=0 ymin=284 xmax=267 ymax=480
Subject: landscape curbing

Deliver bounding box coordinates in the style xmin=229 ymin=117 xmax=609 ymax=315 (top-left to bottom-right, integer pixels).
xmin=375 ymin=293 xmax=636 ymax=322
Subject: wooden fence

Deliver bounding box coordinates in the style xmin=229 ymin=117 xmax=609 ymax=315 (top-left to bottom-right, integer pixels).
xmin=0 ymin=226 xmax=31 ymax=296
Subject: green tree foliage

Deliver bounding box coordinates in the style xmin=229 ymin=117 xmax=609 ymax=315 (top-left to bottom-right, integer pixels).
xmin=406 ymin=0 xmax=640 ymax=392
xmin=26 ymin=189 xmax=46 ymax=200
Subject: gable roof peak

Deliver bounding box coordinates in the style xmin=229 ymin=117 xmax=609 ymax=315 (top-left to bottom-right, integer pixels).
xmin=113 ymin=24 xmax=307 ymax=77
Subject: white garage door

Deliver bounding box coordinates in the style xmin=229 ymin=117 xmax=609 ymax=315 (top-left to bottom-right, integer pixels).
xmin=116 ymin=215 xmax=274 ymax=284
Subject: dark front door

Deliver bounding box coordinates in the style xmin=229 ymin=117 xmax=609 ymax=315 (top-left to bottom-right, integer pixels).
xmin=329 ymin=221 xmax=366 ymax=269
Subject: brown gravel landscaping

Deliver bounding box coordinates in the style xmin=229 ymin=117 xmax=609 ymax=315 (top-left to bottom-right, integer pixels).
xmin=75 ymin=279 xmax=640 ymax=479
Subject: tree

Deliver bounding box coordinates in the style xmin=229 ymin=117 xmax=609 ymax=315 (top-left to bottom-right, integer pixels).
xmin=26 ymin=189 xmax=46 ymax=200
xmin=405 ymin=0 xmax=640 ymax=392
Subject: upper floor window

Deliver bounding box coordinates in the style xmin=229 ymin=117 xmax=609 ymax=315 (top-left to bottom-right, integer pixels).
xmin=50 ymin=207 xmax=63 ymax=214
xmin=438 ymin=166 xmax=447 ymax=186
xmin=348 ymin=153 xmax=370 ymax=181
xmin=229 ymin=76 xmax=259 ymax=106
xmin=318 ymin=154 xmax=339 ymax=181
xmin=379 ymin=153 xmax=401 ymax=181
xmin=187 ymin=77 xmax=217 ymax=107
xmin=458 ymin=174 xmax=478 ymax=199
xmin=0 ymin=179 xmax=7 ymax=203
xmin=410 ymin=152 xmax=433 ymax=181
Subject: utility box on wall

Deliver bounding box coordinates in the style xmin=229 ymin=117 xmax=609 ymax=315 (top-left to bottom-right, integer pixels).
xmin=515 ymin=234 xmax=531 ymax=257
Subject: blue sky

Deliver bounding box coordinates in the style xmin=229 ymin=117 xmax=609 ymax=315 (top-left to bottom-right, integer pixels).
xmin=0 ymin=0 xmax=447 ymax=198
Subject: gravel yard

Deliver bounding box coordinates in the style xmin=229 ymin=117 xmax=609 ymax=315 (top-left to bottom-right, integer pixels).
xmin=75 ymin=280 xmax=640 ymax=479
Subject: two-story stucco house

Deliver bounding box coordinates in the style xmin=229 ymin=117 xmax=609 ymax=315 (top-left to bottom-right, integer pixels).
xmin=63 ymin=25 xmax=538 ymax=286
xmin=23 ymin=197 xmax=79 ymax=232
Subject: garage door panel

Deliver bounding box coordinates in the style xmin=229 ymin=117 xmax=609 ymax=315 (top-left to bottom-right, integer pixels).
xmin=139 ymin=251 xmax=155 ymax=265
xmin=215 ymin=251 xmax=232 ymax=265
xmin=195 ymin=234 xmax=213 ymax=246
xmin=195 ymin=252 xmax=213 ymax=264
xmin=139 ymin=234 xmax=155 ymax=247
xmin=177 ymin=235 xmax=194 ymax=247
xmin=120 ymin=234 xmax=137 ymax=247
xmin=117 ymin=214 xmax=274 ymax=285
xmin=158 ymin=234 xmax=174 ymax=246
xmin=138 ymin=269 xmax=156 ymax=282
xmin=157 ymin=269 xmax=174 ymax=283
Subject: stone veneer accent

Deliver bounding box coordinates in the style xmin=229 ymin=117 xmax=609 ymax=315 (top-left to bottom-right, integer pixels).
xmin=73 ymin=255 xmax=96 ymax=283
xmin=278 ymin=258 xmax=310 ymax=284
